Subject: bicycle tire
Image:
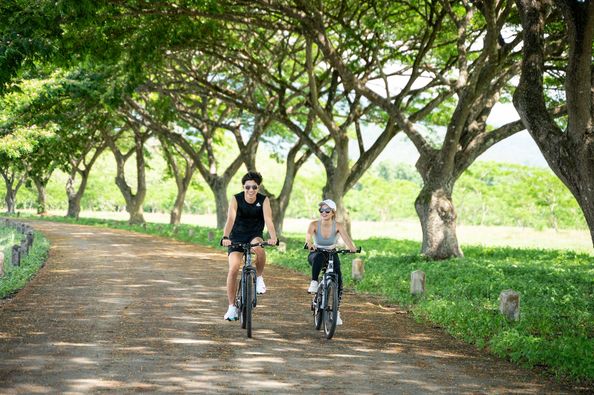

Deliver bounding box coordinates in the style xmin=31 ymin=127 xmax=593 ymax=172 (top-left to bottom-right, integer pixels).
xmin=245 ymin=271 xmax=255 ymax=338
xmin=239 ymin=273 xmax=247 ymax=329
xmin=313 ymin=286 xmax=323 ymax=330
xmin=324 ymin=280 xmax=339 ymax=339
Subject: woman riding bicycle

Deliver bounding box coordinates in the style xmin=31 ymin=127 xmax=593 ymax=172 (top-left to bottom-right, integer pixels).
xmin=221 ymin=171 xmax=277 ymax=321
xmin=305 ymin=199 xmax=357 ymax=325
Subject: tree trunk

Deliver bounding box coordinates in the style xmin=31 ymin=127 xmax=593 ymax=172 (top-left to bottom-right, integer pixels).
xmin=415 ymin=185 xmax=463 ymax=260
xmin=4 ymin=192 xmax=15 ymax=214
xmin=127 ymin=202 xmax=145 ymax=225
xmin=112 ymin=141 xmax=147 ymax=225
xmin=0 ymin=171 xmax=23 ymax=214
xmin=65 ymin=174 xmax=86 ymax=219
xmin=169 ymin=188 xmax=187 ymax=225
xmin=322 ymin=174 xmax=351 ymax=236
xmin=160 ymin=140 xmax=195 ymax=226
xmin=321 ymin=135 xmax=352 ymax=235
xmin=33 ymin=178 xmax=47 ymax=215
xmin=213 ymin=180 xmax=229 ymax=229
xmin=513 ymin=0 xmax=594 ymax=247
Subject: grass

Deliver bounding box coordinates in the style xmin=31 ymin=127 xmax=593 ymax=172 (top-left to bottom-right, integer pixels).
xmin=6 ymin=213 xmax=594 ymax=383
xmin=268 ymin=236 xmax=593 ymax=383
xmin=0 ymin=224 xmax=50 ymax=299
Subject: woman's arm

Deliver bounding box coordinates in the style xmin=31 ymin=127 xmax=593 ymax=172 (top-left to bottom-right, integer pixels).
xmin=306 ymin=221 xmax=316 ymax=250
xmin=336 ymin=222 xmax=356 ymax=252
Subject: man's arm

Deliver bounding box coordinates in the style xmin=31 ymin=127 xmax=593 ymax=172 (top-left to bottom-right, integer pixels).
xmin=262 ymin=197 xmax=277 ymax=243
xmin=221 ymin=197 xmax=237 ymax=246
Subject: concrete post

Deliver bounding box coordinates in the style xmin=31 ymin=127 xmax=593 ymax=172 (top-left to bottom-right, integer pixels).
xmin=352 ymin=258 xmax=365 ymax=281
xmin=411 ymin=270 xmax=426 ymax=296
xmin=499 ymin=290 xmax=520 ymax=321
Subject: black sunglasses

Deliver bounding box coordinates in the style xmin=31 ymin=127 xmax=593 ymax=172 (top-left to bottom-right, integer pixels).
xmin=319 ymin=208 xmax=332 ymax=214
xmin=244 ymin=185 xmax=259 ymax=190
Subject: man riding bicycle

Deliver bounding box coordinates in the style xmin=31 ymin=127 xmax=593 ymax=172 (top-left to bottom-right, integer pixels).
xmin=305 ymin=199 xmax=357 ymax=325
xmin=221 ymin=171 xmax=278 ymax=321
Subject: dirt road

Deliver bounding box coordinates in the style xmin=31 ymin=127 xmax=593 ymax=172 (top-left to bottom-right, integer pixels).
xmin=0 ymin=221 xmax=582 ymax=394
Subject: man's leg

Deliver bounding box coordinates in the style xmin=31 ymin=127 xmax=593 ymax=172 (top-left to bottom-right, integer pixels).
xmin=251 ymin=237 xmax=266 ymax=276
xmin=251 ymin=237 xmax=267 ymax=294
xmin=226 ymin=252 xmax=243 ymax=305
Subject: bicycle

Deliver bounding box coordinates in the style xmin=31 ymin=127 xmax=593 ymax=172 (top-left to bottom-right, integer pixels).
xmin=227 ymin=240 xmax=277 ymax=338
xmin=305 ymin=244 xmax=361 ymax=339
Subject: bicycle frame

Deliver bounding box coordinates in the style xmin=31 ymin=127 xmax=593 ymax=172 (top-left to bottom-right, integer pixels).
xmin=317 ymin=249 xmax=338 ymax=314
xmin=239 ymin=245 xmax=258 ymax=309
xmin=306 ymin=244 xmax=361 ymax=339
xmin=227 ymin=240 xmax=277 ymax=338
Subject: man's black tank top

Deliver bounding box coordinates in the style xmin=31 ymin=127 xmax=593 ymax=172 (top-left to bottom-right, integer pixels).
xmin=230 ymin=192 xmax=266 ymax=242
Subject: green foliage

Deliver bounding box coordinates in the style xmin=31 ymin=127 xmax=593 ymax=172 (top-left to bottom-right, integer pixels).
xmin=6 ymin=150 xmax=589 ymax=231
xmin=455 ymin=162 xmax=587 ymax=229
xmin=0 ymin=225 xmax=50 ymax=299
xmin=266 ymin=236 xmax=593 ymax=381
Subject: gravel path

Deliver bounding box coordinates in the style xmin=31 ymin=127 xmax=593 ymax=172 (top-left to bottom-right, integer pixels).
xmin=0 ymin=221 xmax=584 ymax=394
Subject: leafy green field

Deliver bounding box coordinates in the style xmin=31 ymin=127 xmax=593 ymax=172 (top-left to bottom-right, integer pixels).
xmin=6 ymin=215 xmax=594 ymax=383
xmin=0 ymin=225 xmax=49 ymax=299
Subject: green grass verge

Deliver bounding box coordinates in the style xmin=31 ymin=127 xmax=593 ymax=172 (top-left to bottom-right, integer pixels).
xmin=0 ymin=225 xmax=50 ymax=299
xmin=17 ymin=214 xmax=594 ymax=383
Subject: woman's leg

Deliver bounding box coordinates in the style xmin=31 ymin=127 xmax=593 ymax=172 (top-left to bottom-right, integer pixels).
xmin=308 ymin=251 xmax=325 ymax=281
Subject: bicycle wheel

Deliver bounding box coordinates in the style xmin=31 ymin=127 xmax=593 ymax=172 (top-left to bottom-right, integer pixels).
xmin=313 ymin=286 xmax=324 ymax=330
xmin=245 ymin=270 xmax=256 ymax=338
xmin=323 ymin=280 xmax=339 ymax=339
xmin=239 ymin=275 xmax=247 ymax=329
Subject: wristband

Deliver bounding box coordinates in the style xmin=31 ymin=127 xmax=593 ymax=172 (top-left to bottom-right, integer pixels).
xmin=222 ymin=236 xmax=229 ymax=240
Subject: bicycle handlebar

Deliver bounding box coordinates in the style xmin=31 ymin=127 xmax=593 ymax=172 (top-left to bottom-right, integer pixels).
xmin=223 ymin=240 xmax=280 ymax=248
xmin=303 ymin=243 xmax=361 ymax=253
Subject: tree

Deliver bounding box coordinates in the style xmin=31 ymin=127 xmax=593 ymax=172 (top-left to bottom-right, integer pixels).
xmin=513 ymin=0 xmax=594 ymax=247
xmin=0 ymin=131 xmax=31 ymax=213
xmin=158 ymin=135 xmax=198 ymax=225
xmin=104 ymin=103 xmax=151 ymax=225
xmin=130 ymin=64 xmax=253 ymax=229
xmin=24 ymin=130 xmax=60 ymax=214
xmin=254 ymin=0 xmax=534 ymax=258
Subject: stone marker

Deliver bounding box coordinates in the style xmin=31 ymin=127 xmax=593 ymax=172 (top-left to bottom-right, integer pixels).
xmin=11 ymin=245 xmax=20 ymax=267
xmin=26 ymin=231 xmax=34 ymax=248
xmin=352 ymin=258 xmax=365 ymax=281
xmin=278 ymin=241 xmax=287 ymax=253
xmin=499 ymin=289 xmax=520 ymax=321
xmin=411 ymin=270 xmax=426 ymax=295
xmin=208 ymin=231 xmax=214 ymax=242
xmin=0 ymin=251 xmax=4 ymax=277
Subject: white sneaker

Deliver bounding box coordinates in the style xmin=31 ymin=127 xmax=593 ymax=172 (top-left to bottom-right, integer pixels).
xmin=336 ymin=311 xmax=343 ymax=326
xmin=307 ymin=280 xmax=319 ymax=293
xmin=256 ymin=276 xmax=266 ymax=294
xmin=224 ymin=305 xmax=238 ymax=321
